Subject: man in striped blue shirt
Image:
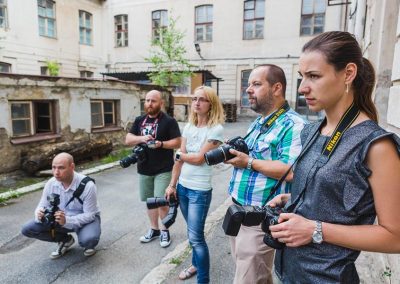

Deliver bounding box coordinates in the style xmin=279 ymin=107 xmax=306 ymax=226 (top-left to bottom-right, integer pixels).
xmin=226 ymin=64 xmax=306 ymax=284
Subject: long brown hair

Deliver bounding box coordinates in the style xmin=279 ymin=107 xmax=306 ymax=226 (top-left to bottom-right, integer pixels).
xmin=302 ymin=31 xmax=378 ymax=122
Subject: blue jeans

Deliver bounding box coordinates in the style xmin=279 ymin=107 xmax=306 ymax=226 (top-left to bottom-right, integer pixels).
xmin=177 ymin=183 xmax=212 ymax=284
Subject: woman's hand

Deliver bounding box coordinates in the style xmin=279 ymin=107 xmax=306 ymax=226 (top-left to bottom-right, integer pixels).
xmin=267 ymin=193 xmax=291 ymax=208
xmin=165 ymin=185 xmax=177 ymax=201
xmin=269 ymin=213 xmax=315 ymax=247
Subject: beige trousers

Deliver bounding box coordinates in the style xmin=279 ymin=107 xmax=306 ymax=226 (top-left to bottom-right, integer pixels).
xmin=230 ymin=224 xmax=275 ymax=284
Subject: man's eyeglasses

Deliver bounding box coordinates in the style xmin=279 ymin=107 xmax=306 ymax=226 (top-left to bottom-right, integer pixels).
xmin=191 ymin=97 xmax=210 ymax=103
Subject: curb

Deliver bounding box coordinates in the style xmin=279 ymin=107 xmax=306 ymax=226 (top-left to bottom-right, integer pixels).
xmin=140 ymin=197 xmax=231 ymax=284
xmin=0 ymin=161 xmax=120 ymax=200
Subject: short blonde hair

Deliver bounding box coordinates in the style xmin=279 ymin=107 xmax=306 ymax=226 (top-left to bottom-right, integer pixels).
xmin=189 ymin=86 xmax=225 ymax=127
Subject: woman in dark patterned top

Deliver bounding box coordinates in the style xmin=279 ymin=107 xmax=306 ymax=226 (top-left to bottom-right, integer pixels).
xmin=269 ymin=31 xmax=400 ymax=283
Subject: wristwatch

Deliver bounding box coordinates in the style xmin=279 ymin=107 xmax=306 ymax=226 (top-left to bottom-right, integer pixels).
xmin=246 ymin=157 xmax=254 ymax=170
xmin=175 ymin=150 xmax=182 ymax=161
xmin=312 ymin=220 xmax=323 ymax=244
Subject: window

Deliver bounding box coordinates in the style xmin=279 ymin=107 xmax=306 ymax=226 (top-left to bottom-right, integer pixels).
xmin=80 ymin=71 xmax=93 ymax=78
xmin=195 ymin=5 xmax=213 ymax=42
xmin=10 ymin=101 xmax=56 ymax=137
xmin=300 ymin=0 xmax=326 ymax=36
xmin=0 ymin=0 xmax=7 ymax=28
xmin=0 ymin=61 xmax=11 ymax=72
xmin=115 ymin=14 xmax=128 ymax=47
xmin=40 ymin=66 xmax=48 ymax=75
xmin=152 ymin=10 xmax=168 ymax=41
xmin=91 ymin=100 xmax=119 ymax=128
xmin=79 ymin=10 xmax=92 ymax=45
xmin=240 ymin=70 xmax=251 ymax=107
xmin=243 ymin=0 xmax=265 ymax=40
xmin=38 ymin=0 xmax=56 ymax=38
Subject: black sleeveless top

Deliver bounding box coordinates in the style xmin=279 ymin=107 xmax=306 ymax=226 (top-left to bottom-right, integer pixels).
xmin=275 ymin=120 xmax=400 ymax=284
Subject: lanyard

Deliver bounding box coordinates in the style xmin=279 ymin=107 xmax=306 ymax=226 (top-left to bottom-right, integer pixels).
xmin=140 ymin=112 xmax=161 ymax=138
xmin=244 ymin=101 xmax=290 ymax=150
xmin=262 ymin=102 xmax=360 ymax=206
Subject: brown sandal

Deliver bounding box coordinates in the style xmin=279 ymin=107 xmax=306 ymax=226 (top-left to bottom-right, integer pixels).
xmin=178 ymin=266 xmax=197 ymax=280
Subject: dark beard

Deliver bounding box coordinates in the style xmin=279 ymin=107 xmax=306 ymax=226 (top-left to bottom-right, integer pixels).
xmin=145 ymin=105 xmax=161 ymax=116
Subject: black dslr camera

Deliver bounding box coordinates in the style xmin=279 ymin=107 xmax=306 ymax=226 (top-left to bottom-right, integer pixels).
xmin=146 ymin=196 xmax=179 ymax=228
xmin=120 ymin=143 xmax=148 ymax=168
xmin=222 ymin=204 xmax=286 ymax=249
xmin=41 ymin=193 xmax=60 ymax=227
xmin=204 ymin=136 xmax=249 ymax=165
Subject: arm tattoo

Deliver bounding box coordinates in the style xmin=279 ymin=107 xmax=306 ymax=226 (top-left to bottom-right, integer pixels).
xmin=208 ymin=139 xmax=220 ymax=145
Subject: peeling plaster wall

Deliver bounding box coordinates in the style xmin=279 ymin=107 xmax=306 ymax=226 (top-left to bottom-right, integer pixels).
xmin=0 ymin=74 xmax=163 ymax=174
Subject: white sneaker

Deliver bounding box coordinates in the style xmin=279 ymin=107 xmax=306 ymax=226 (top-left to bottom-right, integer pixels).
xmin=139 ymin=229 xmax=160 ymax=243
xmin=160 ymin=230 xmax=171 ymax=248
xmin=50 ymin=235 xmax=75 ymax=259
xmin=83 ymin=248 xmax=96 ymax=257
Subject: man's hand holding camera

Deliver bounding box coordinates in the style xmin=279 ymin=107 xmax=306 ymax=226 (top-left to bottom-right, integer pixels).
xmin=268 ymin=193 xmax=317 ymax=247
xmin=225 ymin=149 xmax=252 ymax=169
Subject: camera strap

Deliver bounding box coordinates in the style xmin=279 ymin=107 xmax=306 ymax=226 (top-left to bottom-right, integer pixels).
xmin=65 ymin=176 xmax=95 ymax=207
xmin=243 ymin=101 xmax=290 ymax=145
xmin=262 ymin=102 xmax=360 ymax=207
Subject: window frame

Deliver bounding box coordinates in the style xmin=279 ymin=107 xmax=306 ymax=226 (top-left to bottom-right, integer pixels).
xmin=195 ymin=5 xmax=213 ymax=42
xmin=90 ymin=100 xmax=118 ymax=129
xmin=300 ymin=0 xmax=326 ymax=36
xmin=37 ymin=0 xmax=56 ymax=38
xmin=240 ymin=70 xmax=252 ymax=108
xmin=0 ymin=61 xmax=11 ymax=73
xmin=243 ymin=0 xmax=265 ymax=40
xmin=152 ymin=10 xmax=168 ymax=42
xmin=0 ymin=0 xmax=8 ymax=29
xmin=10 ymin=100 xmax=56 ymax=138
xmin=115 ymin=14 xmax=128 ymax=47
xmin=79 ymin=10 xmax=93 ymax=45
xmin=80 ymin=70 xmax=93 ymax=78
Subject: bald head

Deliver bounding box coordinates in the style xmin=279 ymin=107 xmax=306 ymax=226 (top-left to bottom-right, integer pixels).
xmin=53 ymin=152 xmax=74 ymax=165
xmin=145 ymin=90 xmax=163 ymax=116
xmin=52 ymin=152 xmax=75 ymax=187
xmin=146 ymin=90 xmax=162 ymax=100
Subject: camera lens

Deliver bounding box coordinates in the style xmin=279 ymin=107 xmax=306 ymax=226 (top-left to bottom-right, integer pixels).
xmin=146 ymin=197 xmax=169 ymax=209
xmin=204 ymin=145 xmax=232 ymax=165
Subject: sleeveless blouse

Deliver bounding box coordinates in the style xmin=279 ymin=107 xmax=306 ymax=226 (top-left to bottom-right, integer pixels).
xmin=275 ymin=120 xmax=400 ymax=284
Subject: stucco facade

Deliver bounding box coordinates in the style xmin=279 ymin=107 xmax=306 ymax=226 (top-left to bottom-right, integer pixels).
xmin=0 ymin=73 xmax=166 ymax=174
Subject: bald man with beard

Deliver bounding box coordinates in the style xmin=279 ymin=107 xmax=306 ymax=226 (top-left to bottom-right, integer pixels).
xmin=125 ymin=90 xmax=181 ymax=248
xmin=21 ymin=152 xmax=101 ymax=259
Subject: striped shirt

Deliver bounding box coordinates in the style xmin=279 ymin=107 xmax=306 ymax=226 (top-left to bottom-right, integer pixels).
xmin=228 ymin=109 xmax=306 ymax=206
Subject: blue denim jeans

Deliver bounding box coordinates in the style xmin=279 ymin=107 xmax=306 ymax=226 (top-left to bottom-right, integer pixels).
xmin=177 ymin=183 xmax=212 ymax=284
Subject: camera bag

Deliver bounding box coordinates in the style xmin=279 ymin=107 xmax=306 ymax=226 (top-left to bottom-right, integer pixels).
xmin=65 ymin=176 xmax=95 ymax=207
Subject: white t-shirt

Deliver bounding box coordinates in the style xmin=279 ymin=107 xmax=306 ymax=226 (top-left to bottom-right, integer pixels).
xmin=179 ymin=123 xmax=224 ymax=191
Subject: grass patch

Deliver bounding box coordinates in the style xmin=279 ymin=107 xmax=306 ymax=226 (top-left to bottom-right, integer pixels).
xmin=0 ymin=177 xmax=46 ymax=194
xmin=169 ymin=246 xmax=192 ymax=265
xmin=0 ymin=190 xmax=20 ymax=205
xmin=100 ymin=148 xmax=131 ymax=164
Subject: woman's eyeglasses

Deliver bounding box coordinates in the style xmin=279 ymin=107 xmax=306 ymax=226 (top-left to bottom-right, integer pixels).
xmin=192 ymin=97 xmax=210 ymax=103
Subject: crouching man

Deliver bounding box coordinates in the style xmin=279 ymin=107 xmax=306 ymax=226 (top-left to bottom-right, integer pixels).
xmin=21 ymin=152 xmax=101 ymax=259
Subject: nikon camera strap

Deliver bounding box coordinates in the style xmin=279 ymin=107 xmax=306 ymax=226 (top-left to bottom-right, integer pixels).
xmin=244 ymin=101 xmax=290 ymax=142
xmin=262 ymin=102 xmax=360 ymax=207
xmin=65 ymin=176 xmax=95 ymax=207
